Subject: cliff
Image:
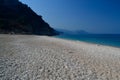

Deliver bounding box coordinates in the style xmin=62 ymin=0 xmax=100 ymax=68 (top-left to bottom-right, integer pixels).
xmin=0 ymin=1 xmax=58 ymax=36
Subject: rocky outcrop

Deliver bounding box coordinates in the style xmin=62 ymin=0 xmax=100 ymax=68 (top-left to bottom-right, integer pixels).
xmin=0 ymin=1 xmax=58 ymax=36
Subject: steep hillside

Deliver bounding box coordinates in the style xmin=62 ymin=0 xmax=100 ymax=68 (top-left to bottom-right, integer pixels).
xmin=0 ymin=1 xmax=58 ymax=36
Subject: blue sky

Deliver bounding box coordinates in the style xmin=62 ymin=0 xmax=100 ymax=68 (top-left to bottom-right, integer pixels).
xmin=20 ymin=0 xmax=120 ymax=34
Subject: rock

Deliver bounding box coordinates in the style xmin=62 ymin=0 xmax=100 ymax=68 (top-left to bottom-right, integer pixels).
xmin=0 ymin=0 xmax=59 ymax=36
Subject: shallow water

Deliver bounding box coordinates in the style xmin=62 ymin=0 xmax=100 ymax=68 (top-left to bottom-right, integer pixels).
xmin=56 ymin=34 xmax=120 ymax=48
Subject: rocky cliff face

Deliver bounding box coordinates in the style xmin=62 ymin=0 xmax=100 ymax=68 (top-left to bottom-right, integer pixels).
xmin=0 ymin=1 xmax=58 ymax=36
xmin=0 ymin=0 xmax=19 ymax=6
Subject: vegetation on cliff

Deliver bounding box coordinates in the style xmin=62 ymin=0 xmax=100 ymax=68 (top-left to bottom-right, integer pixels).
xmin=0 ymin=2 xmax=58 ymax=36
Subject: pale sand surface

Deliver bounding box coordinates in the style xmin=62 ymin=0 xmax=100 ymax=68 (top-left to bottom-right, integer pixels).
xmin=0 ymin=34 xmax=120 ymax=80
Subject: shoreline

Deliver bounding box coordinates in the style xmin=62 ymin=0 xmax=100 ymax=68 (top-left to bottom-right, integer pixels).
xmin=0 ymin=34 xmax=120 ymax=79
xmin=54 ymin=36 xmax=120 ymax=49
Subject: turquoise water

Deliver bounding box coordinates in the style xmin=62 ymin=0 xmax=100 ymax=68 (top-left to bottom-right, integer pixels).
xmin=55 ymin=34 xmax=120 ymax=48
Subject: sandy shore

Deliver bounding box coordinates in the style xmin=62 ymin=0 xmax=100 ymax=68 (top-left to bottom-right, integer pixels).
xmin=0 ymin=34 xmax=120 ymax=80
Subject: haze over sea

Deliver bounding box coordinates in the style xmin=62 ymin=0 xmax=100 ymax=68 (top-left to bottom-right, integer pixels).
xmin=56 ymin=33 xmax=120 ymax=48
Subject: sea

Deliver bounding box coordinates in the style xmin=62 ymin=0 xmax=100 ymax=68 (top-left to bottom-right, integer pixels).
xmin=55 ymin=34 xmax=120 ymax=48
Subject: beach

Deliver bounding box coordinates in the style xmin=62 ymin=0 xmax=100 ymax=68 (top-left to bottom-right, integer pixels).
xmin=0 ymin=34 xmax=120 ymax=80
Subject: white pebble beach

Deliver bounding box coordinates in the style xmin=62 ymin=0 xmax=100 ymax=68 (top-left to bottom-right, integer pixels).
xmin=0 ymin=34 xmax=120 ymax=80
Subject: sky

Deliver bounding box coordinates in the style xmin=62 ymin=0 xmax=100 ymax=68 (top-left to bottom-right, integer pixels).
xmin=20 ymin=0 xmax=120 ymax=34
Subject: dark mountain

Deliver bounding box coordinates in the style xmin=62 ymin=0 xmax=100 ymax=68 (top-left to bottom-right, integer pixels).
xmin=0 ymin=0 xmax=59 ymax=36
xmin=56 ymin=29 xmax=89 ymax=35
xmin=75 ymin=30 xmax=89 ymax=34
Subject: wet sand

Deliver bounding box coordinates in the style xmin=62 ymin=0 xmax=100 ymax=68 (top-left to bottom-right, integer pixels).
xmin=0 ymin=34 xmax=120 ymax=80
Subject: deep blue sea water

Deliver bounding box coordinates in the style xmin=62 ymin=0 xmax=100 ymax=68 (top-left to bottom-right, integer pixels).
xmin=55 ymin=34 xmax=120 ymax=48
